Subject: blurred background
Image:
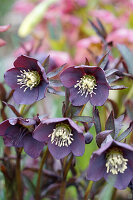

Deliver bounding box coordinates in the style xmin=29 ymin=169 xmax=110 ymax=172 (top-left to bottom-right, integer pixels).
xmin=0 ymin=0 xmax=133 ymax=199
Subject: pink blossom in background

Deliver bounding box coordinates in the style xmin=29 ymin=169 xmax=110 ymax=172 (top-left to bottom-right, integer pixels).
xmin=77 ymin=36 xmax=101 ymax=48
xmin=0 ymin=24 xmax=10 ymax=47
xmin=91 ymin=10 xmax=117 ymax=24
xmin=107 ymin=28 xmax=133 ymax=44
xmin=13 ymin=0 xmax=34 ymax=15
xmin=49 ymin=50 xmax=72 ymax=66
xmin=90 ymin=9 xmax=129 ymax=29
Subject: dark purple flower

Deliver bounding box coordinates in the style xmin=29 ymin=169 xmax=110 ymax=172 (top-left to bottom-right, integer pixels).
xmin=33 ymin=118 xmax=85 ymax=160
xmin=0 ymin=117 xmax=44 ymax=158
xmin=87 ymin=140 xmax=133 ymax=190
xmin=60 ymin=65 xmax=111 ymax=106
xmin=4 ymin=55 xmax=49 ymax=104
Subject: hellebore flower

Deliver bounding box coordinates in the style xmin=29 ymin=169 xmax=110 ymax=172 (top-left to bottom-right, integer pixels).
xmin=33 ymin=118 xmax=85 ymax=160
xmin=60 ymin=65 xmax=111 ymax=106
xmin=0 ymin=117 xmax=44 ymax=158
xmin=87 ymin=140 xmax=133 ymax=190
xmin=4 ymin=55 xmax=49 ymax=104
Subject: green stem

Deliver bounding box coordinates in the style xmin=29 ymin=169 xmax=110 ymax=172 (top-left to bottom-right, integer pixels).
xmin=35 ymin=147 xmax=49 ymax=200
xmin=16 ymin=148 xmax=23 ymax=200
xmin=19 ymin=104 xmax=26 ymax=115
xmin=59 ymin=155 xmax=73 ymax=200
xmin=15 ymin=105 xmax=26 ymax=200
xmin=84 ymin=181 xmax=93 ymax=200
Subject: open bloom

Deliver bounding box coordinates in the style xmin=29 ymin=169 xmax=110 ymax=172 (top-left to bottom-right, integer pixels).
xmin=87 ymin=140 xmax=133 ymax=190
xmin=0 ymin=117 xmax=44 ymax=158
xmin=33 ymin=118 xmax=85 ymax=159
xmin=4 ymin=55 xmax=49 ymax=104
xmin=60 ymin=65 xmax=110 ymax=106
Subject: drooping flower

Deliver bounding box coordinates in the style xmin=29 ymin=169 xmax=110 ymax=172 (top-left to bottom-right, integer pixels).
xmin=60 ymin=65 xmax=111 ymax=106
xmin=4 ymin=55 xmax=49 ymax=104
xmin=87 ymin=140 xmax=133 ymax=190
xmin=0 ymin=117 xmax=44 ymax=158
xmin=33 ymin=118 xmax=85 ymax=160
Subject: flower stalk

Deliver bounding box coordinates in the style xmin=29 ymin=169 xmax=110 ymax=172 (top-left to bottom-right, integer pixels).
xmin=35 ymin=147 xmax=49 ymax=200
xmin=59 ymin=154 xmax=73 ymax=200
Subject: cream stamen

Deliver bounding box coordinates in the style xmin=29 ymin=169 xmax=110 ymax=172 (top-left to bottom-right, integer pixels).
xmin=48 ymin=123 xmax=73 ymax=147
xmin=17 ymin=70 xmax=40 ymax=92
xmin=106 ymin=148 xmax=128 ymax=175
xmin=74 ymin=75 xmax=97 ymax=97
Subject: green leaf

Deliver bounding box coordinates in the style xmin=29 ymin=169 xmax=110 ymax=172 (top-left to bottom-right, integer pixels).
xmin=47 ymin=87 xmax=65 ymax=96
xmin=49 ymin=80 xmax=63 ymax=87
xmin=18 ymin=0 xmax=59 ymax=37
xmin=99 ymin=182 xmax=115 ymax=200
xmin=97 ymin=51 xmax=109 ymax=69
xmin=105 ymin=69 xmax=119 ymax=77
xmin=22 ymin=175 xmax=35 ymax=195
xmin=116 ymin=121 xmax=133 ymax=141
xmin=117 ymin=44 xmax=133 ymax=75
xmin=72 ymin=116 xmax=93 ymax=123
xmin=93 ymin=107 xmax=101 ymax=134
xmin=47 ymin=64 xmax=66 ymax=78
xmin=110 ymin=85 xmax=127 ymax=90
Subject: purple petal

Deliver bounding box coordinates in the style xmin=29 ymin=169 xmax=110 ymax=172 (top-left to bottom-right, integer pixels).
xmin=70 ymin=132 xmax=85 ymax=156
xmin=124 ymin=151 xmax=133 ymax=164
xmin=104 ymin=166 xmax=133 ymax=190
xmin=37 ymin=81 xmax=48 ymax=101
xmin=0 ymin=120 xmax=10 ymax=136
xmin=9 ymin=118 xmax=19 ymax=125
xmin=33 ymin=123 xmax=55 ymax=142
xmin=69 ymin=87 xmax=90 ymax=106
xmin=67 ymin=118 xmax=83 ymax=133
xmin=14 ymin=55 xmax=39 ymax=71
xmin=41 ymin=118 xmax=69 ymax=124
xmin=48 ymin=141 xmax=71 ymax=159
xmin=114 ymin=140 xmax=133 ymax=152
xmin=4 ymin=125 xmax=25 ymax=147
xmin=90 ymin=83 xmax=109 ymax=106
xmin=18 ymin=118 xmax=36 ymax=126
xmin=3 ymin=136 xmax=13 ymax=147
xmin=60 ymin=67 xmax=84 ymax=88
xmin=13 ymin=87 xmax=39 ymax=104
xmin=114 ymin=115 xmax=124 ymax=138
xmin=87 ymin=153 xmax=106 ymax=181
xmin=23 ymin=134 xmax=44 ymax=158
xmin=4 ymin=68 xmax=20 ymax=89
xmin=83 ymin=66 xmax=108 ymax=84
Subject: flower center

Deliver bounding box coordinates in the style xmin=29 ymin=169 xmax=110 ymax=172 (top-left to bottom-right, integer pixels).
xmin=48 ymin=123 xmax=73 ymax=147
xmin=17 ymin=70 xmax=40 ymax=92
xmin=106 ymin=148 xmax=128 ymax=175
xmin=74 ymin=75 xmax=97 ymax=97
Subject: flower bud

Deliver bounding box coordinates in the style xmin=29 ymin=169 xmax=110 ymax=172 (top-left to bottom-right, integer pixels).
xmin=84 ymin=132 xmax=93 ymax=144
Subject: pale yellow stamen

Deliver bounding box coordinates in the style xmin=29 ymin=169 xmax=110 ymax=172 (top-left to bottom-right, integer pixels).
xmin=17 ymin=70 xmax=40 ymax=92
xmin=48 ymin=123 xmax=73 ymax=147
xmin=74 ymin=75 xmax=97 ymax=97
xmin=106 ymin=148 xmax=128 ymax=175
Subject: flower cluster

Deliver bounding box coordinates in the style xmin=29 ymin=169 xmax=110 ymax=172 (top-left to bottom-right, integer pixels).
xmin=0 ymin=52 xmax=132 ymax=196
